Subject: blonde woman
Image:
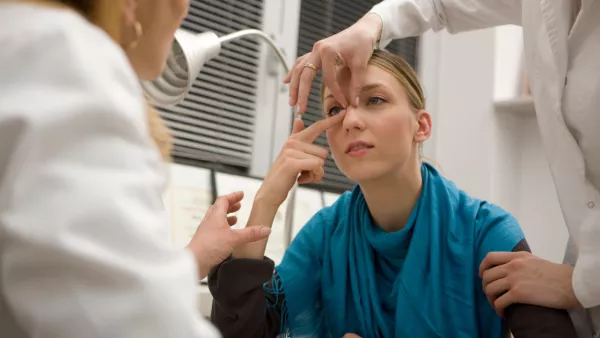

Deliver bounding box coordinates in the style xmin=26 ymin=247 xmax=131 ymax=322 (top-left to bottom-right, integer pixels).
xmin=288 ymin=2 xmax=600 ymax=336
xmin=208 ymin=50 xmax=577 ymax=338
xmin=0 ymin=1 xmax=271 ymax=337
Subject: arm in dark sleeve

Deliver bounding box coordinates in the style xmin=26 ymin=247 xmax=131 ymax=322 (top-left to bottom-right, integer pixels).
xmin=504 ymin=239 xmax=578 ymax=338
xmin=208 ymin=257 xmax=285 ymax=338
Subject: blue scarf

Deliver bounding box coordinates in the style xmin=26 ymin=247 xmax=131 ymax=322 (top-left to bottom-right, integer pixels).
xmin=276 ymin=163 xmax=524 ymax=337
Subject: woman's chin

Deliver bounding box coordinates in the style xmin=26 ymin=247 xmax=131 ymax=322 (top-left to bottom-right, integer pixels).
xmin=341 ymin=166 xmax=384 ymax=184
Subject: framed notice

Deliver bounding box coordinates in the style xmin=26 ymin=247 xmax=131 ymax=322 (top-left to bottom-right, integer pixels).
xmin=165 ymin=164 xmax=214 ymax=249
xmin=215 ymin=173 xmax=289 ymax=265
xmin=291 ymin=187 xmax=324 ymax=239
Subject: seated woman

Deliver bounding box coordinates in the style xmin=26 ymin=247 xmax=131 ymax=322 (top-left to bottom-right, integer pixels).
xmin=208 ymin=50 xmax=576 ymax=338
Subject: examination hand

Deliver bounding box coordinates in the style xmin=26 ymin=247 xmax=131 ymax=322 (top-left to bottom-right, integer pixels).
xmin=187 ymin=191 xmax=271 ymax=279
xmin=284 ymin=13 xmax=382 ymax=114
xmin=343 ymin=334 xmax=362 ymax=338
xmin=256 ymin=111 xmax=346 ymax=207
xmin=480 ymin=251 xmax=581 ymax=316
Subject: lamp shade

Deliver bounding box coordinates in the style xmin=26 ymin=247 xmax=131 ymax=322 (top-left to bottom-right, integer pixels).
xmin=141 ymin=29 xmax=221 ymax=106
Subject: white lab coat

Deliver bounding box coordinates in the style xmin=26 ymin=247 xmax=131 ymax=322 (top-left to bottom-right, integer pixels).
xmin=0 ymin=4 xmax=219 ymax=338
xmin=371 ymin=0 xmax=600 ymax=335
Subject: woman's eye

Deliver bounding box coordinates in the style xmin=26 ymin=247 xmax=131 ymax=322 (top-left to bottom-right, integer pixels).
xmin=367 ymin=96 xmax=386 ymax=105
xmin=327 ymin=106 xmax=344 ymax=117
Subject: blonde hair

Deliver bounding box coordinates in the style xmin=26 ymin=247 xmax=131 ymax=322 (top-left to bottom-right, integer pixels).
xmin=367 ymin=50 xmax=425 ymax=111
xmin=146 ymin=106 xmax=174 ymax=160
xmin=53 ymin=0 xmax=174 ymax=160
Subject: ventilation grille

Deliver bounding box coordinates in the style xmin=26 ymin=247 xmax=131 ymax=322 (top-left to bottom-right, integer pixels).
xmin=156 ymin=0 xmax=264 ymax=170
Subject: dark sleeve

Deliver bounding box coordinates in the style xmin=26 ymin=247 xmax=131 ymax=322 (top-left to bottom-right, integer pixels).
xmin=504 ymin=239 xmax=578 ymax=338
xmin=207 ymin=256 xmax=285 ymax=338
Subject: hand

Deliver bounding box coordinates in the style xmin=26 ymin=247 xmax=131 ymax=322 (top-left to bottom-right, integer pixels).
xmin=479 ymin=251 xmax=581 ymax=316
xmin=343 ymin=334 xmax=362 ymax=338
xmin=187 ymin=191 xmax=272 ymax=279
xmin=284 ymin=13 xmax=383 ymax=114
xmin=256 ymin=111 xmax=346 ymax=207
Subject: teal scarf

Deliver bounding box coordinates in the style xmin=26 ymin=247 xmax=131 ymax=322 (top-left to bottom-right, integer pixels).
xmin=276 ymin=163 xmax=524 ymax=337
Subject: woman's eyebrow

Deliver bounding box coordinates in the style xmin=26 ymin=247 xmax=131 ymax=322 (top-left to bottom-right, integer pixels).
xmin=324 ymin=83 xmax=384 ymax=100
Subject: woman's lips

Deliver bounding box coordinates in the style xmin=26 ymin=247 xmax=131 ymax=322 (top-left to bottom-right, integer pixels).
xmin=345 ymin=141 xmax=374 ymax=157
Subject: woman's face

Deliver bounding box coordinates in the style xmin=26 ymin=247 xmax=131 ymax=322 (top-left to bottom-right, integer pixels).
xmin=124 ymin=0 xmax=189 ymax=80
xmin=323 ymin=65 xmax=431 ymax=183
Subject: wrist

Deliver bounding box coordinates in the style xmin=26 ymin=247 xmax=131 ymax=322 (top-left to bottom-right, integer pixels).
xmin=254 ymin=188 xmax=283 ymax=209
xmin=361 ymin=12 xmax=383 ymax=48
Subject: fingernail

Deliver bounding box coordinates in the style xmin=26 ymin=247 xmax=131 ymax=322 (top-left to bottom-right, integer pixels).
xmin=355 ymin=96 xmax=360 ymax=107
xmin=260 ymin=227 xmax=272 ymax=236
xmin=289 ymin=97 xmax=293 ymax=105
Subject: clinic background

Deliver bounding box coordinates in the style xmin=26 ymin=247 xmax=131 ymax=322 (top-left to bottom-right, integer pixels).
xmin=160 ymin=0 xmax=568 ymax=317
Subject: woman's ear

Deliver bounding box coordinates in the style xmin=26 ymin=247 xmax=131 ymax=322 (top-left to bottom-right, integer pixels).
xmin=120 ymin=0 xmax=140 ymax=45
xmin=414 ymin=110 xmax=432 ymax=143
xmin=122 ymin=0 xmax=139 ymax=26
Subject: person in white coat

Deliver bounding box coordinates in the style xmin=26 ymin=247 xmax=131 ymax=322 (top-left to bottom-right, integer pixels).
xmin=0 ymin=1 xmax=272 ymax=337
xmin=284 ymin=0 xmax=600 ymax=337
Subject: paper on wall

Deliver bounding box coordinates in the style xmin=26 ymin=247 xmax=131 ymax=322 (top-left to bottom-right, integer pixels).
xmin=215 ymin=173 xmax=289 ymax=265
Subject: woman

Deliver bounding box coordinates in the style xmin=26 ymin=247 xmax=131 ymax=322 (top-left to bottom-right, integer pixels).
xmin=286 ymin=2 xmax=600 ymax=336
xmin=208 ymin=50 xmax=577 ymax=337
xmin=0 ymin=1 xmax=270 ymax=337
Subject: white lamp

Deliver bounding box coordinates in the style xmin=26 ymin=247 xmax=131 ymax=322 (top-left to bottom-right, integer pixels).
xmin=141 ymin=29 xmax=291 ymax=106
xmin=142 ymin=28 xmax=299 ymax=248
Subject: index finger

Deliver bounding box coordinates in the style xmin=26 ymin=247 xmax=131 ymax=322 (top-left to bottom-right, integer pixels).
xmin=293 ymin=110 xmax=346 ymax=143
xmin=212 ymin=192 xmax=243 ymax=215
xmin=224 ymin=191 xmax=244 ymax=204
xmin=321 ymin=49 xmax=347 ymax=108
xmin=478 ymin=252 xmax=522 ymax=277
xmin=296 ymin=56 xmax=322 ymax=114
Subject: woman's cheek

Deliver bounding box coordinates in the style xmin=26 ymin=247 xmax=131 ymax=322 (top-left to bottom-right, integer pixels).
xmin=325 ymin=131 xmax=342 ymax=157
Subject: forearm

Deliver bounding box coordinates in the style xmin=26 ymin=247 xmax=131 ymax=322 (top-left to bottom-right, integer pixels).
xmin=209 ymin=257 xmax=283 ymax=338
xmin=505 ymin=239 xmax=577 ymax=338
xmin=232 ymin=197 xmax=280 ymax=260
xmin=369 ymin=0 xmax=522 ymax=48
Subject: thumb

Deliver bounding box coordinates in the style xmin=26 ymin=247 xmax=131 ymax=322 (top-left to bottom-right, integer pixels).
xmin=349 ymin=61 xmax=367 ymax=107
xmin=210 ymin=195 xmax=229 ymax=216
xmin=230 ymin=226 xmax=272 ymax=247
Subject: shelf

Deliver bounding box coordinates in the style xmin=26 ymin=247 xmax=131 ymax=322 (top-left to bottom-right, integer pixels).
xmin=494 ymin=97 xmax=535 ymax=116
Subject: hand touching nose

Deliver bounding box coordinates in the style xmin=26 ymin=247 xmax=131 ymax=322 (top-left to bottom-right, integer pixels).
xmin=256 ymin=111 xmax=346 ymax=207
xmin=284 ymin=13 xmax=383 ymax=114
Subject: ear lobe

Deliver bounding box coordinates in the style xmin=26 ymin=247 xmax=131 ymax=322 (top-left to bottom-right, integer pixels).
xmin=414 ymin=110 xmax=432 ymax=143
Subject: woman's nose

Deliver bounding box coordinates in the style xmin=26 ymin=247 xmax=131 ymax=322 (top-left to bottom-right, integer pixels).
xmin=342 ymin=106 xmax=363 ymax=131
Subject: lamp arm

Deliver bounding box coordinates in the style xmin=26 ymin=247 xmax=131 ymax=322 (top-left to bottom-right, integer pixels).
xmin=219 ymin=29 xmax=291 ymax=73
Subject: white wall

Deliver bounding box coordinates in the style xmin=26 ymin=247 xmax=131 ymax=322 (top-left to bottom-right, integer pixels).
xmin=493 ymin=26 xmax=524 ymax=101
xmin=421 ymin=26 xmax=568 ymax=262
xmin=434 ymin=29 xmax=497 ymax=199
xmin=513 ymin=116 xmax=568 ymax=263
